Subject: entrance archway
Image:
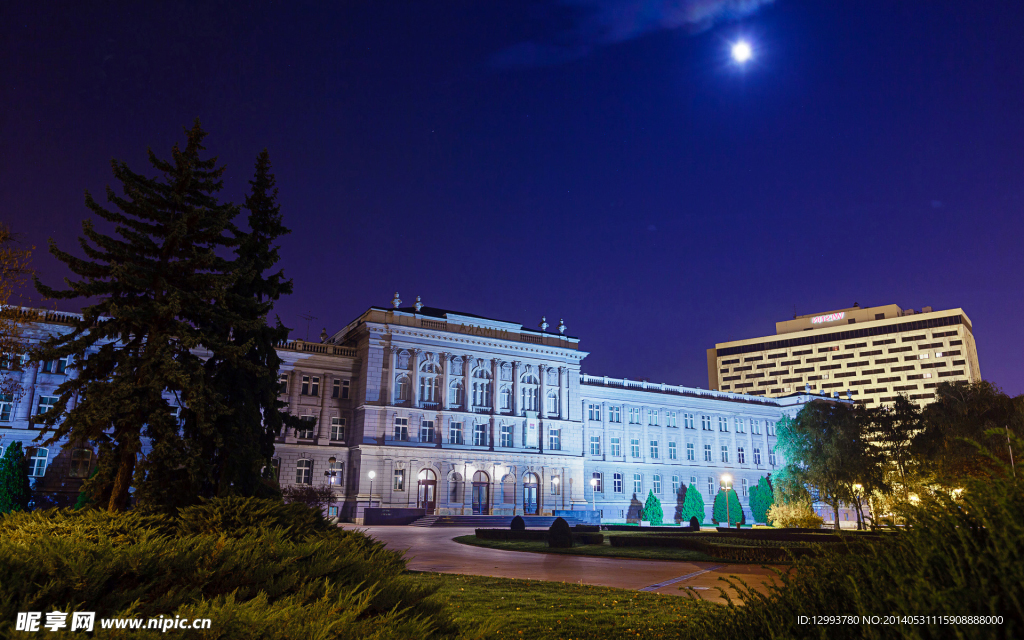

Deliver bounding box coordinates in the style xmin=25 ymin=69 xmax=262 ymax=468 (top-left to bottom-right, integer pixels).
xmin=417 ymin=469 xmax=437 ymax=514
xmin=471 ymin=470 xmax=490 ymax=515
xmin=523 ymin=473 xmax=539 ymax=515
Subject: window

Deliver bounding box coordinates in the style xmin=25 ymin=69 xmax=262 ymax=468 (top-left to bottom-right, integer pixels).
xmin=633 ymin=473 xmax=642 ymax=494
xmin=741 ymin=478 xmax=748 ymax=497
xmin=37 ymin=395 xmax=57 ymax=416
xmin=341 ymin=380 xmax=350 ymax=399
xmin=278 ymin=373 xmax=288 ymax=394
xmin=653 ymin=475 xmax=662 ymax=494
xmin=43 ymin=356 xmax=70 ymax=374
xmin=68 ymin=448 xmax=91 ymax=478
xmin=707 ymin=476 xmax=714 ymax=496
xmin=648 ymin=409 xmax=658 ymax=425
xmin=500 ymin=423 xmax=513 ymax=448
xmin=628 ymin=407 xmax=641 ymax=423
xmin=737 ymin=446 xmax=745 ymax=464
xmin=608 ymin=406 xmax=621 ymax=423
xmin=421 ymin=376 xmax=441 ymax=404
xmin=393 ymin=469 xmax=405 ymax=491
xmin=328 ymin=458 xmax=343 ymax=484
xmin=548 ymin=428 xmax=561 ymax=451
xmin=686 ymin=442 xmax=695 ymax=461
xmin=449 ymin=380 xmax=464 ymax=407
xmin=295 ymin=459 xmax=312 ymax=485
xmin=301 ymin=375 xmax=320 ymax=396
xmin=701 ymin=415 xmax=711 ymax=431
xmin=684 ymin=413 xmax=694 ymax=429
xmin=721 ymin=445 xmax=729 ymax=463
xmin=769 ymin=447 xmax=777 ymax=466
xmin=420 ymin=420 xmax=434 ymax=443
xmin=767 ymin=421 xmax=776 ymax=436
xmin=169 ymin=405 xmax=183 ymax=425
xmin=649 ymin=440 xmax=659 ymax=459
xmin=735 ymin=417 xmax=745 ymax=433
xmin=331 ymin=417 xmax=346 ymax=441
xmin=752 ymin=420 xmax=761 ymax=435
xmin=546 ymin=391 xmax=559 ymax=415
xmin=393 ymin=417 xmax=409 ymax=441
xmin=396 ymin=375 xmax=411 ymax=402
xmin=332 ymin=379 xmax=341 ymax=398
xmin=630 ymin=438 xmax=641 ymax=458
xmin=588 ymin=403 xmax=602 ymax=421
xmin=668 ymin=441 xmax=677 ymax=460
xmin=551 ymin=475 xmax=561 ymax=495
xmin=718 ymin=417 xmax=728 ymax=432
xmin=0 ymin=394 xmax=13 ymax=421
xmin=610 ymin=437 xmax=621 ymax=457
xmin=754 ymin=447 xmax=762 ymax=465
xmin=520 ymin=385 xmax=537 ymax=412
xmin=500 ymin=386 xmax=511 ymax=410
xmin=592 ymin=472 xmax=602 ymax=493
xmin=297 ymin=416 xmax=316 ymax=439
xmin=328 ymin=506 xmax=338 ymax=518
xmin=703 ymin=443 xmax=712 ymax=462
xmin=474 ymin=423 xmax=487 ymax=447
xmin=450 ymin=422 xmax=464 ymax=445
xmin=690 ymin=476 xmax=697 ymax=488
xmin=667 ymin=411 xmax=677 ymax=427
xmin=590 ymin=435 xmax=601 ymax=455
xmin=613 ymin=473 xmax=623 ymax=493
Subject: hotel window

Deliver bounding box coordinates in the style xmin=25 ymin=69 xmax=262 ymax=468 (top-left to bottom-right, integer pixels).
xmin=753 ymin=447 xmax=762 ymax=465
xmin=633 ymin=473 xmax=642 ymax=494
xmin=650 ymin=440 xmax=659 ymax=459
xmin=610 ymin=437 xmax=621 ymax=457
xmin=608 ymin=405 xmax=621 ymax=423
xmin=278 ymin=373 xmax=288 ymax=394
xmin=648 ymin=409 xmax=658 ymax=425
xmin=301 ymin=375 xmax=319 ymax=396
xmin=613 ymin=473 xmax=623 ymax=493
xmin=297 ymin=416 xmax=316 ymax=439
xmin=684 ymin=413 xmax=694 ymax=429
xmin=703 ymin=443 xmax=712 ymax=462
xmin=737 ymin=446 xmax=745 ymax=464
xmin=37 ymin=395 xmax=58 ymax=416
xmin=741 ymin=478 xmax=748 ymax=497
xmin=701 ymin=415 xmax=711 ymax=431
xmin=707 ymin=476 xmax=714 ymax=496
xmin=767 ymin=421 xmax=776 ymax=436
xmin=393 ymin=469 xmax=406 ymax=491
xmin=592 ymin=472 xmax=602 ymax=492
xmin=500 ymin=423 xmax=513 ymax=447
xmin=718 ymin=417 xmax=728 ymax=432
xmin=392 ymin=417 xmax=409 ymax=441
xmin=671 ymin=475 xmax=680 ymax=494
xmin=752 ymin=420 xmax=761 ymax=435
xmin=449 ymin=422 xmax=464 ymax=445
xmin=667 ymin=411 xmax=677 ymax=427
xmin=26 ymin=447 xmax=48 ymax=477
xmin=668 ymin=441 xmax=677 ymax=460
xmin=686 ymin=442 xmax=695 ymax=461
xmin=628 ymin=407 xmax=641 ymax=424
xmin=331 ymin=417 xmax=346 ymax=441
xmin=474 ymin=423 xmax=487 ymax=447
xmin=630 ymin=438 xmax=641 ymax=458
xmin=295 ymin=459 xmax=312 ymax=485
xmin=769 ymin=447 xmax=777 ymax=466
xmin=69 ymin=448 xmax=92 ymax=478
xmin=420 ymin=420 xmax=434 ymax=443
xmin=588 ymin=403 xmax=602 ymax=421
xmin=0 ymin=394 xmax=14 ymax=421
xmin=590 ymin=435 xmax=601 ymax=455
xmin=653 ymin=475 xmax=662 ymax=494
xmin=548 ymin=428 xmax=561 ymax=451
xmin=721 ymin=445 xmax=729 ymax=463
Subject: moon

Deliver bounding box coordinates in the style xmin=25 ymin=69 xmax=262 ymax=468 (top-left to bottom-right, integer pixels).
xmin=731 ymin=41 xmax=753 ymax=63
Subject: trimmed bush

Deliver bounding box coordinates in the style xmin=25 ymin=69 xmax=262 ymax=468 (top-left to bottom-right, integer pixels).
xmin=574 ymin=532 xmax=605 ymax=545
xmin=642 ymin=490 xmax=664 ymax=525
xmin=475 ymin=528 xmax=548 ymax=542
xmin=608 ymin=534 xmax=813 ymax=562
xmin=547 ymin=517 xmax=573 ymax=548
xmin=573 ymin=524 xmax=600 ymax=532
xmin=510 ymin=515 xmax=525 ymax=530
xmin=689 ymin=516 xmax=700 ymax=529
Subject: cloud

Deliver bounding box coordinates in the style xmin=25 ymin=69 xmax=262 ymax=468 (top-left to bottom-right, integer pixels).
xmin=492 ymin=0 xmax=777 ymax=67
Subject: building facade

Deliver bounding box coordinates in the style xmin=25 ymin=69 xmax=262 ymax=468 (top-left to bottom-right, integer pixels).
xmin=2 ymin=300 xmax=832 ymax=523
xmin=707 ymin=304 xmax=981 ymax=408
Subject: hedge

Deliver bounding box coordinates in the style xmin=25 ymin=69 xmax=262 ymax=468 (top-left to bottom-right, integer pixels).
xmin=608 ymin=534 xmax=814 ymax=562
xmin=475 ymin=528 xmax=548 ymax=542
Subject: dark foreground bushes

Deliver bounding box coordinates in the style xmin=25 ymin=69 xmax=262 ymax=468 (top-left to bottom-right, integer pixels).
xmin=475 ymin=527 xmax=604 ymax=545
xmin=679 ymin=469 xmax=1024 ymax=639
xmin=0 ymin=497 xmax=478 ymax=639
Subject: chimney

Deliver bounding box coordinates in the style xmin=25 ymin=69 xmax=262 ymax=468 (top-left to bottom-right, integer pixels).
xmin=922 ymin=306 xmax=933 ymax=313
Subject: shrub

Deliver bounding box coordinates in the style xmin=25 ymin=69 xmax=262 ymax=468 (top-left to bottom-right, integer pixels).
xmin=510 ymin=515 xmax=525 ymax=530
xmin=689 ymin=516 xmax=700 ymax=530
xmin=712 ymin=489 xmax=742 ymax=525
xmin=681 ymin=483 xmax=705 ymax=525
xmin=0 ymin=441 xmax=31 ymax=514
xmin=573 ymin=524 xmax=600 ymax=532
xmin=475 ymin=528 xmax=548 ymax=542
xmin=748 ymin=476 xmax=774 ymax=524
xmin=547 ymin=517 xmax=573 ymax=548
xmin=642 ymin=490 xmax=664 ymax=525
xmin=767 ymin=500 xmax=824 ymax=529
xmin=574 ymin=532 xmax=605 ymax=545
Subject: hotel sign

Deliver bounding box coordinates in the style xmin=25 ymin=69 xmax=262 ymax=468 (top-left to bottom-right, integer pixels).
xmin=811 ymin=312 xmax=845 ymax=324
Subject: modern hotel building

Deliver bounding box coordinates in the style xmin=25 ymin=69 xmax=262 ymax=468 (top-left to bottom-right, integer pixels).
xmin=707 ymin=304 xmax=981 ymax=407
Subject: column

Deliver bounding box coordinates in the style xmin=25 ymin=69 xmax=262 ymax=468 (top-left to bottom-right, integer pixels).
xmin=441 ymin=352 xmax=451 ymax=410
xmin=491 ymin=359 xmax=500 ymax=414
xmin=316 ymin=371 xmax=332 ymax=444
xmin=463 ymin=356 xmax=472 ymax=411
xmin=512 ymin=361 xmax=522 ymax=417
xmin=559 ymin=366 xmax=569 ymax=420
xmin=538 ymin=364 xmax=547 ymax=419
xmin=410 ymin=349 xmax=421 ymax=407
xmin=386 ymin=347 xmax=397 ymax=406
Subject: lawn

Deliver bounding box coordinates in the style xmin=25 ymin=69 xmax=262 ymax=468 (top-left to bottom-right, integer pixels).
xmin=455 ymin=533 xmax=716 ymax=562
xmin=407 ymin=571 xmax=723 ymax=640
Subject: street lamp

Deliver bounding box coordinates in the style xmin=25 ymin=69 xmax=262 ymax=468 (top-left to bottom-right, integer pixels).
xmin=589 ymin=477 xmax=597 ymax=513
xmin=368 ymin=470 xmax=376 ymax=509
xmin=721 ymin=474 xmax=733 ymax=527
xmin=324 ymin=457 xmax=338 ymax=520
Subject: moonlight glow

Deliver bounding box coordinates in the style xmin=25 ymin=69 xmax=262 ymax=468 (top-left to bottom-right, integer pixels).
xmin=731 ymin=41 xmax=753 ymax=63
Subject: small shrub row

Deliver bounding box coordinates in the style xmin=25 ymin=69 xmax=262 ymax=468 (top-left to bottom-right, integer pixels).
xmin=608 ymin=534 xmax=814 ymax=562
xmin=475 ymin=528 xmax=548 ymax=542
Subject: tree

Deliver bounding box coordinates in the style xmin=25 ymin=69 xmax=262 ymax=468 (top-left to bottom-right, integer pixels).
xmin=0 ymin=223 xmax=33 ymax=398
xmin=680 ymin=482 xmax=705 ymax=525
xmin=197 ymin=150 xmax=296 ymax=499
xmin=749 ymin=475 xmax=774 ymax=524
xmin=281 ymin=484 xmax=335 ymax=514
xmin=642 ymin=489 xmax=663 ymax=525
xmin=33 ymin=121 xmax=244 ymax=512
xmin=0 ymin=441 xmax=31 ymax=513
xmin=712 ymin=488 xmax=742 ymax=525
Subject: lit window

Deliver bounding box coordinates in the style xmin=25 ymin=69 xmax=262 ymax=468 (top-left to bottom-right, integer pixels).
xmin=767 ymin=421 xmax=776 ymax=436
xmin=331 ymin=417 xmax=346 ymax=441
xmin=393 ymin=469 xmax=406 ymax=491
xmin=551 ymin=475 xmax=561 ymax=495
xmin=295 ymin=459 xmax=312 ymax=485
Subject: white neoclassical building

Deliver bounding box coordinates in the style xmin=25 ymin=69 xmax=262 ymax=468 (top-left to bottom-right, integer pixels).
xmin=1 ymin=299 xmax=830 ymax=522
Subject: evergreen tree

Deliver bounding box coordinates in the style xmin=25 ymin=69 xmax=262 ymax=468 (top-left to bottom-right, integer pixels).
xmin=198 ymin=150 xmax=295 ymax=498
xmin=680 ymin=482 xmax=705 ymax=524
xmin=712 ymin=488 xmax=742 ymax=525
xmin=641 ymin=489 xmax=663 ymax=525
xmin=0 ymin=441 xmax=31 ymax=513
xmin=33 ymin=121 xmax=243 ymax=511
xmin=749 ymin=475 xmax=775 ymax=523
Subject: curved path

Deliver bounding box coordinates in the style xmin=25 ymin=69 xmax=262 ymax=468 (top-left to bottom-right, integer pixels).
xmin=345 ymin=525 xmax=782 ymax=603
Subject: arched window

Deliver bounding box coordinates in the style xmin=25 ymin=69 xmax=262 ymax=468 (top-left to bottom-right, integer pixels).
xmin=448 ymin=380 xmax=464 ymax=407
xmin=295 ymin=459 xmax=313 ymax=485
xmin=546 ymin=391 xmax=559 ymax=416
xmin=449 ymin=472 xmax=464 ymax=503
xmin=520 ymin=386 xmax=538 ymax=412
xmin=472 ymin=470 xmax=489 ymax=483
xmin=395 ymin=374 xmax=411 ymax=402
xmin=69 ymin=448 xmax=92 ymax=478
xmin=500 ymin=386 xmax=511 ymax=410
xmin=472 ymin=368 xmax=491 ymax=407
xmin=419 ymin=375 xmax=439 ymax=402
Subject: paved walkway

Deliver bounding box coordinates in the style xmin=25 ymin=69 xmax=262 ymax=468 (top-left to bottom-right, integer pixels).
xmin=345 ymin=525 xmax=783 ymax=604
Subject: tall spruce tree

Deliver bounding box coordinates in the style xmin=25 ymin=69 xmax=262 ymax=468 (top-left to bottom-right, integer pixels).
xmin=0 ymin=441 xmax=31 ymax=513
xmin=33 ymin=121 xmax=243 ymax=511
xmin=681 ymin=482 xmax=705 ymax=524
xmin=199 ymin=150 xmax=295 ymax=498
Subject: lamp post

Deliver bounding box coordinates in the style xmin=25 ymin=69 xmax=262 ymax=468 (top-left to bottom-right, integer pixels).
xmin=368 ymin=470 xmax=376 ymax=510
xmin=552 ymin=476 xmax=559 ymax=509
xmin=324 ymin=457 xmax=337 ymax=521
xmin=589 ymin=477 xmax=597 ymax=513
xmin=721 ymin=474 xmax=733 ymax=527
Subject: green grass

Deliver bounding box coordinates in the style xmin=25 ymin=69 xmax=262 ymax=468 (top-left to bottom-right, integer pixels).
xmin=455 ymin=534 xmax=716 ymax=562
xmin=407 ymin=571 xmax=721 ymax=640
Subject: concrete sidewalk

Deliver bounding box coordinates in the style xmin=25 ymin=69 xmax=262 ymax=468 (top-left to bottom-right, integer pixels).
xmin=345 ymin=524 xmax=783 ymax=603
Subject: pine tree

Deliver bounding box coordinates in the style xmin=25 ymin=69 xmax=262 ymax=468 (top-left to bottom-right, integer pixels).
xmin=681 ymin=482 xmax=705 ymax=524
xmin=199 ymin=150 xmax=296 ymax=498
xmin=712 ymin=488 xmax=742 ymax=525
xmin=0 ymin=441 xmax=31 ymax=513
xmin=33 ymin=121 xmax=243 ymax=512
xmin=642 ymin=489 xmax=663 ymax=525
xmin=749 ymin=475 xmax=775 ymax=523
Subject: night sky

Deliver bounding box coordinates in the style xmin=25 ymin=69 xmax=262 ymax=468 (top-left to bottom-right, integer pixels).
xmin=3 ymin=1 xmax=1023 ymax=393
